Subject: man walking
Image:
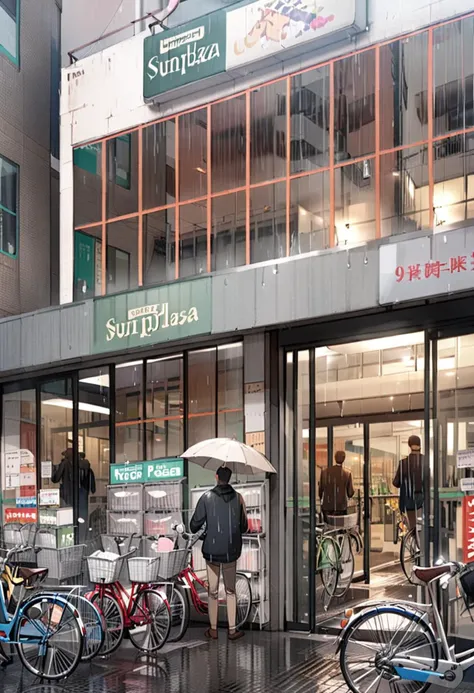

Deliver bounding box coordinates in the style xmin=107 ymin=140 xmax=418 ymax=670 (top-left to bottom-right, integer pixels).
xmin=190 ymin=465 xmax=248 ymax=641
xmin=393 ymin=434 xmax=424 ymax=532
xmin=319 ymin=450 xmax=355 ymax=521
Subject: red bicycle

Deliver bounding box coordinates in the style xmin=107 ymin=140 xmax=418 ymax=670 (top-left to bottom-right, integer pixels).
xmin=86 ymin=542 xmax=171 ymax=655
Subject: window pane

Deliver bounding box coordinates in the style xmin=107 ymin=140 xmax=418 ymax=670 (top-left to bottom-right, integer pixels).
xmin=211 ymin=191 xmax=246 ymax=271
xmin=380 ymin=33 xmax=428 ymax=150
xmin=433 ymin=133 xmax=474 ymax=227
xmin=188 ymin=348 xmax=216 ymax=416
xmin=218 ymin=343 xmax=243 ymax=412
xmin=179 ymin=201 xmax=207 ymax=278
xmin=179 ymin=109 xmax=207 ymax=201
xmin=146 ymin=418 xmax=183 ymax=460
xmin=116 ymin=425 xmax=144 ymax=463
xmin=106 ymin=132 xmax=138 ymax=219
xmin=0 ymin=0 xmax=18 ymax=61
xmin=250 ymin=80 xmax=286 ymax=184
xmin=250 ymin=182 xmax=286 ymax=263
xmin=143 ymin=119 xmax=176 ymax=210
xmin=74 ymin=143 xmax=102 ymax=227
xmin=212 ymin=96 xmax=246 ymax=193
xmin=0 ymin=207 xmax=16 ymax=256
xmin=291 ymin=65 xmax=330 ymax=173
xmin=381 ymin=146 xmax=430 ymax=237
xmin=146 ymin=356 xmax=183 ymax=420
xmin=434 ymin=17 xmax=474 ymax=137
xmin=1 ymin=386 xmax=36 ymax=524
xmin=106 ymin=217 xmax=138 ymax=294
xmin=74 ymin=228 xmax=102 ymax=300
xmin=143 ymin=210 xmax=175 ymax=286
xmin=335 ymin=161 xmax=376 ymax=244
xmin=334 ymin=50 xmax=376 ymax=160
xmin=78 ymin=367 xmax=110 ymax=542
xmin=115 ymin=361 xmax=143 ymax=422
xmin=290 ymin=172 xmax=330 ymax=254
xmin=0 ymin=156 xmax=17 ymax=213
xmin=40 ymin=380 xmax=73 ymax=503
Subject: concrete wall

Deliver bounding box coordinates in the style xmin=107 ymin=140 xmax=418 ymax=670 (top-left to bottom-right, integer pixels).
xmin=0 ymin=0 xmax=60 ymax=317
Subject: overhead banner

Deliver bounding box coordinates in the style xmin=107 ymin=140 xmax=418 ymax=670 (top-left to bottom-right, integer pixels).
xmin=93 ymin=276 xmax=212 ymax=354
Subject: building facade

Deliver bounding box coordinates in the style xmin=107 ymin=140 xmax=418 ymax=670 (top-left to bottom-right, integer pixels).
xmin=0 ymin=0 xmax=61 ymax=316
xmin=2 ymin=0 xmax=474 ymax=635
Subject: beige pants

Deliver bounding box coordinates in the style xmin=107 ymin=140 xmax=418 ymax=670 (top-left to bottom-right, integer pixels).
xmin=206 ymin=561 xmax=237 ymax=632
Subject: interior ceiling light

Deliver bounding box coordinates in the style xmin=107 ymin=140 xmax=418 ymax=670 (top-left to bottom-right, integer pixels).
xmin=43 ymin=399 xmax=110 ymax=416
xmin=195 ymin=166 xmax=206 ymax=174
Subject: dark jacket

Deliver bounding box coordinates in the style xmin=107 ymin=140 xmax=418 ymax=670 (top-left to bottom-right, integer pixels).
xmin=190 ymin=484 xmax=248 ymax=564
xmin=393 ymin=453 xmax=424 ymax=512
xmin=319 ymin=464 xmax=355 ymax=514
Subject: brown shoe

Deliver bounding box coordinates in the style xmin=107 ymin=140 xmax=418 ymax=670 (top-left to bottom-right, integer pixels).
xmin=228 ymin=630 xmax=244 ymax=641
xmin=205 ymin=628 xmax=218 ymax=640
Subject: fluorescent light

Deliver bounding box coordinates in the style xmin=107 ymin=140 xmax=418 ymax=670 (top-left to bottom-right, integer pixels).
xmin=218 ymin=343 xmax=242 ymax=351
xmin=43 ymin=399 xmax=110 ymax=416
xmin=148 ymin=354 xmax=183 ymax=364
xmin=80 ymin=374 xmax=110 ymax=388
xmin=117 ymin=360 xmax=142 ymax=369
xmin=195 ymin=167 xmax=206 ymax=174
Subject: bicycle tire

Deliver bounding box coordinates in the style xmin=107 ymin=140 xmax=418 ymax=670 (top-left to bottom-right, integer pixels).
xmin=168 ymin=585 xmax=190 ymax=643
xmin=340 ymin=606 xmax=438 ymax=693
xmin=400 ymin=528 xmax=420 ymax=583
xmin=335 ymin=533 xmax=355 ymax=598
xmin=128 ymin=588 xmax=171 ymax=653
xmin=15 ymin=595 xmax=83 ymax=680
xmin=91 ymin=592 xmax=124 ymax=656
xmin=235 ymin=572 xmax=252 ymax=628
xmin=319 ymin=535 xmax=339 ymax=608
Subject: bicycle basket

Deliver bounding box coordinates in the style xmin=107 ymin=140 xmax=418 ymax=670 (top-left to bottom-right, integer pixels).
xmin=156 ymin=549 xmax=189 ymax=580
xmin=86 ymin=552 xmax=124 ymax=584
xmin=128 ymin=557 xmax=160 ymax=583
xmin=325 ymin=514 xmax=358 ymax=530
xmin=459 ymin=562 xmax=474 ymax=609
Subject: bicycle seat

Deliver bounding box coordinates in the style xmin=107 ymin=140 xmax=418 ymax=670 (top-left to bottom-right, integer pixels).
xmin=17 ymin=566 xmax=48 ymax=587
xmin=412 ymin=564 xmax=451 ymax=583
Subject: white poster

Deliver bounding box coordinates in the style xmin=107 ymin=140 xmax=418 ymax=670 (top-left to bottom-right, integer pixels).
xmin=39 ymin=489 xmax=60 ymax=507
xmin=226 ymin=0 xmax=356 ymax=70
xmin=4 ymin=451 xmax=20 ymax=476
xmin=461 ymin=477 xmax=474 ymax=492
xmin=5 ymin=474 xmax=20 ymax=489
xmin=41 ymin=461 xmax=52 ymax=479
xmin=457 ymin=449 xmax=474 ymax=469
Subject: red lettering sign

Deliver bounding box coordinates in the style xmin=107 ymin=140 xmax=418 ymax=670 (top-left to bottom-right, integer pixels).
xmin=4 ymin=508 xmax=37 ymax=524
xmin=463 ymin=495 xmax=474 ymax=563
xmin=395 ymin=252 xmax=474 ymax=285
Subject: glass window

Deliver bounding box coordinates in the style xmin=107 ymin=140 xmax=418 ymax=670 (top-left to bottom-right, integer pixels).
xmin=179 ymin=109 xmax=207 ymax=201
xmin=433 ymin=132 xmax=474 ymax=228
xmin=1 ymin=386 xmax=36 ymax=525
xmin=290 ymin=65 xmax=330 ymax=174
xmin=145 ymin=354 xmax=184 ymax=460
xmin=334 ymin=50 xmax=376 ymax=161
xmin=106 ymin=217 xmax=138 ymax=294
xmin=74 ymin=143 xmax=102 ymax=227
xmin=250 ymin=182 xmax=286 ymax=264
xmin=78 ymin=367 xmax=110 ymax=542
xmin=296 ymin=350 xmax=310 ymax=623
xmin=290 ymin=172 xmax=330 ymax=254
xmin=106 ymin=132 xmax=138 ymax=219
xmin=0 ymin=0 xmax=19 ymax=64
xmin=335 ymin=161 xmax=376 ymax=245
xmin=0 ymin=155 xmax=18 ymax=257
xmin=74 ymin=228 xmax=102 ymax=300
xmin=380 ymin=145 xmax=430 ymax=237
xmin=433 ymin=17 xmax=474 ymax=137
xmin=212 ymin=96 xmax=246 ymax=193
xmin=211 ymin=191 xmax=246 ymax=271
xmin=179 ymin=201 xmax=207 ymax=278
xmin=250 ymin=80 xmax=286 ymax=184
xmin=115 ymin=361 xmax=143 ymax=422
xmin=40 ymin=379 xmax=74 ymax=505
xmin=143 ymin=210 xmax=175 ymax=286
xmin=380 ymin=33 xmax=428 ymax=150
xmin=143 ymin=119 xmax=176 ymax=210
xmin=188 ymin=347 xmax=216 ymax=441
xmin=116 ymin=424 xmax=144 ymax=464
xmin=217 ymin=343 xmax=243 ymax=439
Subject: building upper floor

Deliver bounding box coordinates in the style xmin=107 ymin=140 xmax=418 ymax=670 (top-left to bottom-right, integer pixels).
xmin=61 ymin=0 xmax=474 ymax=306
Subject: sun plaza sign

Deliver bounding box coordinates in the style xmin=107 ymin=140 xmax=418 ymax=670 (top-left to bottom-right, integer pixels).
xmin=93 ymin=277 xmax=212 ymax=353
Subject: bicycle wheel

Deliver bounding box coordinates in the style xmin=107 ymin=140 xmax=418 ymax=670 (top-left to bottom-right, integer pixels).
xmin=401 ymin=528 xmax=420 ymax=583
xmin=128 ymin=588 xmax=171 ymax=653
xmin=340 ymin=606 xmax=438 ymax=693
xmin=319 ymin=536 xmax=339 ymax=610
xmin=335 ymin=533 xmax=355 ymax=598
xmin=168 ymin=585 xmax=190 ymax=643
xmin=235 ymin=573 xmax=252 ymax=628
xmin=91 ymin=592 xmax=124 ymax=656
xmin=68 ymin=594 xmax=105 ymax=662
xmin=16 ymin=595 xmax=83 ymax=680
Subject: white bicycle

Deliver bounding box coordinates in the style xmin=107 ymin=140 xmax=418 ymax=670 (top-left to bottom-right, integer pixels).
xmin=338 ymin=559 xmax=474 ymax=693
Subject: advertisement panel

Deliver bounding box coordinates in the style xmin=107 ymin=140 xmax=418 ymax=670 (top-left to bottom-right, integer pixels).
xmin=463 ymin=495 xmax=474 ymax=563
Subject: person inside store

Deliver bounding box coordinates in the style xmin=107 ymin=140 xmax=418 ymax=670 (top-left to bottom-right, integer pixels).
xmin=393 ymin=434 xmax=424 ymax=534
xmin=190 ymin=465 xmax=248 ymax=641
xmin=51 ymin=449 xmax=96 ymax=540
xmin=319 ymin=450 xmax=355 ymax=522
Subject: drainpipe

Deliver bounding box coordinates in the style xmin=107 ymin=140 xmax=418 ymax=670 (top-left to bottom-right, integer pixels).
xmin=134 ymin=0 xmax=145 ymax=34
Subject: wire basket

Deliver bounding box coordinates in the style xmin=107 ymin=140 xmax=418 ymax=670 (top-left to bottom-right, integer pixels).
xmin=3 ymin=523 xmax=37 ymax=565
xmin=156 ymin=549 xmax=189 ymax=580
xmin=107 ymin=486 xmax=143 ymax=512
xmin=101 ymin=534 xmax=141 ymax=555
xmin=325 ymin=514 xmax=359 ymax=530
xmin=144 ymin=482 xmax=182 ymax=511
xmin=86 ymin=552 xmax=125 ymax=584
xmin=459 ymin=562 xmax=474 ymax=610
xmin=36 ymin=545 xmax=85 ymax=581
xmin=128 ymin=556 xmax=160 ymax=583
xmin=107 ymin=512 xmax=143 ymax=536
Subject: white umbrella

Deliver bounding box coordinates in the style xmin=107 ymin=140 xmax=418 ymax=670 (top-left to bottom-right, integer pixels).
xmin=181 ymin=438 xmax=277 ymax=475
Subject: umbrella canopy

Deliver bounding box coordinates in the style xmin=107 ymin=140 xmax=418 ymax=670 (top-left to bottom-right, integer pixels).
xmin=181 ymin=438 xmax=277 ymax=475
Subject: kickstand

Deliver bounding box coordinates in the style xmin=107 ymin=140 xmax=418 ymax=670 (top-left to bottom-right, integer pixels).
xmin=0 ymin=643 xmax=13 ymax=668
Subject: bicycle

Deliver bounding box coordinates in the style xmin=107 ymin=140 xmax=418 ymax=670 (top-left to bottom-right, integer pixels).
xmin=316 ymin=524 xmax=341 ymax=610
xmin=323 ymin=514 xmax=361 ymax=600
xmin=399 ymin=517 xmax=421 ymax=583
xmin=158 ymin=524 xmax=252 ymax=642
xmin=0 ymin=544 xmax=84 ymax=680
xmin=86 ymin=537 xmax=171 ymax=655
xmin=338 ymin=558 xmax=474 ymax=693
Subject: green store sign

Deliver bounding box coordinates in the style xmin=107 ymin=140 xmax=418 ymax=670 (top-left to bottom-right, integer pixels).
xmin=110 ymin=459 xmax=184 ymax=485
xmin=143 ymin=12 xmax=226 ymax=100
xmin=93 ymin=277 xmax=211 ymax=354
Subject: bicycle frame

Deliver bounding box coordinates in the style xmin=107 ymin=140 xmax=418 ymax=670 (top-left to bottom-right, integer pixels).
xmin=93 ymin=579 xmax=165 ymax=627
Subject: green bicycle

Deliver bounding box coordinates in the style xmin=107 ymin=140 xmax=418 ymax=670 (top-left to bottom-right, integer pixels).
xmin=316 ymin=525 xmax=340 ymax=610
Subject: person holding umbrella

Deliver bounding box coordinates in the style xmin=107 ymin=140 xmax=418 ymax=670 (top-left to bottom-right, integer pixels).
xmin=190 ymin=465 xmax=248 ymax=641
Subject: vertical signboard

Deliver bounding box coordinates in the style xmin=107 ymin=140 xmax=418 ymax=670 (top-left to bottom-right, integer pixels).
xmin=463 ymin=495 xmax=474 ymax=563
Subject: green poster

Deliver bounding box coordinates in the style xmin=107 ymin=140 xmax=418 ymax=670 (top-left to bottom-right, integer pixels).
xmin=109 ymin=459 xmax=184 ymax=485
xmin=73 ymin=143 xmax=100 ymax=175
xmin=93 ymin=277 xmax=212 ymax=354
xmin=144 ymin=12 xmax=226 ymax=100
xmin=74 ymin=231 xmax=95 ymax=298
xmin=110 ymin=463 xmax=145 ymax=485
